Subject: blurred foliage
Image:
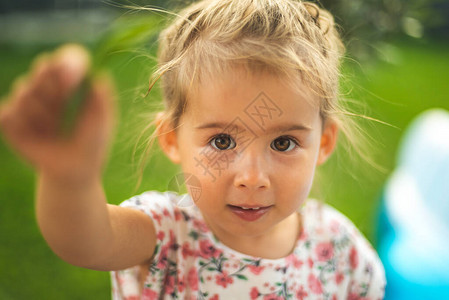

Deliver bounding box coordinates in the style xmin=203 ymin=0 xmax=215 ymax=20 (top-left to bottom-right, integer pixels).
xmin=111 ymin=0 xmax=449 ymax=59
xmin=320 ymin=0 xmax=449 ymax=58
xmin=0 ymin=0 xmax=101 ymax=13
xmin=2 ymin=0 xmax=447 ymax=59
xmin=1 ymin=36 xmax=448 ymax=300
xmin=0 ymin=0 xmax=448 ymax=299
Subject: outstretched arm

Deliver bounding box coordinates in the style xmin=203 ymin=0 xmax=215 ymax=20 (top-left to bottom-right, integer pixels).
xmin=0 ymin=45 xmax=156 ymax=271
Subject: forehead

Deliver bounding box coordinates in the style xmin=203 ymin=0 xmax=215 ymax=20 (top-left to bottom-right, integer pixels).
xmin=183 ymin=66 xmax=321 ymax=131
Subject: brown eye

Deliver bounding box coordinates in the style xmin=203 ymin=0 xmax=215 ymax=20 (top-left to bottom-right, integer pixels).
xmin=211 ymin=134 xmax=236 ymax=150
xmin=271 ymin=137 xmax=296 ymax=152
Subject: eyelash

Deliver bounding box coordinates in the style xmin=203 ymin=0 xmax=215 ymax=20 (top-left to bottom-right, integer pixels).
xmin=209 ymin=134 xmax=236 ymax=151
xmin=208 ymin=134 xmax=300 ymax=152
xmin=270 ymin=135 xmax=300 ymax=152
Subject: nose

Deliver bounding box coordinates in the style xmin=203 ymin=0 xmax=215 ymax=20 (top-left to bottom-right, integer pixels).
xmin=233 ymin=149 xmax=271 ymax=190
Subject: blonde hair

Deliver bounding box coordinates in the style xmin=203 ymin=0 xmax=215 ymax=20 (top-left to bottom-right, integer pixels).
xmin=154 ymin=0 xmax=345 ymax=128
xmin=135 ymin=0 xmax=378 ymax=185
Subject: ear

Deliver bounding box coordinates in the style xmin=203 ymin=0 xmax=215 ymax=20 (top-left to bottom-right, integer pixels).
xmin=156 ymin=112 xmax=181 ymax=164
xmin=316 ymin=120 xmax=338 ymax=165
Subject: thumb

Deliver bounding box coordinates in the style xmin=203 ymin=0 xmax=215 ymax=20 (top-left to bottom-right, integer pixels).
xmin=54 ymin=44 xmax=91 ymax=99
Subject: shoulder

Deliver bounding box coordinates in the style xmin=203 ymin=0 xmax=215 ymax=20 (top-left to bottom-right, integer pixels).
xmin=119 ymin=190 xmax=179 ymax=212
xmin=118 ymin=191 xmax=206 ymax=249
xmin=112 ymin=192 xmax=206 ymax=298
xmin=119 ymin=191 xmax=195 ymax=222
xmin=302 ymin=199 xmax=383 ymax=266
xmin=301 ymin=199 xmax=386 ymax=298
xmin=119 ymin=190 xmax=209 ymax=232
xmin=302 ymin=199 xmax=377 ymax=247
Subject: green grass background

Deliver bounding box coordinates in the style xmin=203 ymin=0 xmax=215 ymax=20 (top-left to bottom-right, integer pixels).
xmin=0 ymin=33 xmax=448 ymax=299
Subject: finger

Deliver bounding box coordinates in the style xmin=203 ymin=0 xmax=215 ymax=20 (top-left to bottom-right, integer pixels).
xmin=29 ymin=44 xmax=91 ymax=114
xmin=4 ymin=45 xmax=91 ymax=138
xmin=29 ymin=56 xmax=65 ymax=114
xmin=0 ymin=98 xmax=49 ymax=145
xmin=7 ymin=69 xmax=59 ymax=138
xmin=15 ymin=95 xmax=58 ymax=138
xmin=0 ymin=102 xmax=32 ymax=147
xmin=52 ymin=44 xmax=91 ymax=101
xmin=13 ymin=44 xmax=93 ymax=138
xmin=0 ymin=103 xmax=50 ymax=167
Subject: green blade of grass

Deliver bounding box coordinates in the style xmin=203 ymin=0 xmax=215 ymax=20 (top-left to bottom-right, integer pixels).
xmin=61 ymin=75 xmax=92 ymax=135
xmin=62 ymin=14 xmax=164 ymax=134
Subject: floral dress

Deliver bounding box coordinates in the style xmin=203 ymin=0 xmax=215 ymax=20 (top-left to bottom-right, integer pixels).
xmin=111 ymin=191 xmax=385 ymax=300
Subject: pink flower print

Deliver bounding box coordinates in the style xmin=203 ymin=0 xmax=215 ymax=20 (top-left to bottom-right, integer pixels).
xmin=168 ymin=230 xmax=176 ymax=245
xmin=163 ymin=208 xmax=170 ymax=217
xmin=349 ymin=246 xmax=359 ymax=269
xmin=248 ymin=264 xmax=265 ymax=275
xmin=174 ymin=209 xmax=182 ymax=221
xmin=178 ymin=276 xmax=186 ymax=293
xmin=250 ymin=287 xmax=260 ymax=299
xmin=286 ymin=255 xmax=303 ymax=268
xmin=335 ymin=272 xmax=344 ymax=285
xmin=193 ymin=218 xmax=209 ymax=232
xmin=347 ymin=292 xmax=370 ymax=300
xmin=330 ymin=220 xmax=340 ymax=233
xmin=151 ymin=211 xmax=162 ymax=226
xmin=308 ymin=274 xmax=323 ymax=294
xmin=215 ymin=271 xmax=234 ymax=288
xmin=315 ymin=242 xmax=334 ymax=261
xmin=115 ymin=273 xmax=125 ymax=285
xmin=187 ymin=267 xmax=199 ymax=291
xmin=156 ymin=230 xmax=165 ymax=241
xmin=157 ymin=245 xmax=169 ymax=268
xmin=263 ymin=295 xmax=283 ymax=300
xmin=164 ymin=275 xmax=175 ymax=295
xmin=142 ymin=288 xmax=158 ymax=300
xmin=199 ymin=239 xmax=221 ymax=259
xmin=308 ymin=257 xmax=314 ymax=268
xmin=182 ymin=242 xmax=194 ymax=259
xmin=296 ymin=286 xmax=308 ymax=300
xmin=209 ymin=294 xmax=219 ymax=300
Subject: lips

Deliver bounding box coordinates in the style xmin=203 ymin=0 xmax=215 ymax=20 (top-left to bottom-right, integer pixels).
xmin=228 ymin=204 xmax=272 ymax=222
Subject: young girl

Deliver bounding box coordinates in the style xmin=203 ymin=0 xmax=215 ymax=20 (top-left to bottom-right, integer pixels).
xmin=0 ymin=0 xmax=385 ymax=299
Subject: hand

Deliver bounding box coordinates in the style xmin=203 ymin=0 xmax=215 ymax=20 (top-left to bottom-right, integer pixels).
xmin=0 ymin=44 xmax=115 ymax=182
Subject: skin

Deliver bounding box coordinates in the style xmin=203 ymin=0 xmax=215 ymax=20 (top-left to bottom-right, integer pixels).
xmin=0 ymin=45 xmax=156 ymax=271
xmin=158 ymin=66 xmax=338 ymax=259
xmin=0 ymin=45 xmax=337 ymax=272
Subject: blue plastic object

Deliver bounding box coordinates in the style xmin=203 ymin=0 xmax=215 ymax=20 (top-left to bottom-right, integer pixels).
xmin=377 ymin=109 xmax=449 ymax=300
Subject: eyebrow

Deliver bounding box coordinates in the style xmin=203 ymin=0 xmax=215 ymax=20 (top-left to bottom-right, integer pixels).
xmin=195 ymin=122 xmax=312 ymax=132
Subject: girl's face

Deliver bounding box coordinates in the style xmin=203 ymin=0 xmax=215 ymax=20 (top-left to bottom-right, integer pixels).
xmin=159 ymin=67 xmax=337 ymax=255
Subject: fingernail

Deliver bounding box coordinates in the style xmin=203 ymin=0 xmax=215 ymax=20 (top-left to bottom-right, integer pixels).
xmin=56 ymin=44 xmax=91 ymax=84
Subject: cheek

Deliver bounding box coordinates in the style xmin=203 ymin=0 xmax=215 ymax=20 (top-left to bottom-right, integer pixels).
xmin=278 ymin=157 xmax=317 ymax=197
xmin=179 ymin=151 xmax=229 ymax=197
xmin=184 ymin=145 xmax=237 ymax=182
xmin=178 ymin=143 xmax=205 ymax=172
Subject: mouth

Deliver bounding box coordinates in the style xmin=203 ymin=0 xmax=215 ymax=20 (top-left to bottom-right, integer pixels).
xmin=227 ymin=204 xmax=272 ymax=221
